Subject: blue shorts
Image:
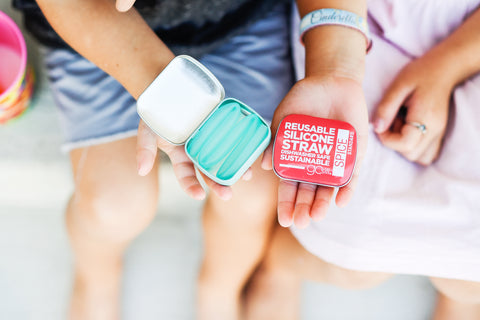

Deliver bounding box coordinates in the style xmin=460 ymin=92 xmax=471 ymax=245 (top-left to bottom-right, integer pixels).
xmin=44 ymin=4 xmax=293 ymax=151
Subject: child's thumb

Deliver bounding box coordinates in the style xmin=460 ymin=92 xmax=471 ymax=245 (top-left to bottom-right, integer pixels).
xmin=116 ymin=0 xmax=136 ymax=12
xmin=374 ymin=80 xmax=413 ymax=133
xmin=261 ymin=143 xmax=273 ymax=170
xmin=136 ymin=121 xmax=158 ymax=176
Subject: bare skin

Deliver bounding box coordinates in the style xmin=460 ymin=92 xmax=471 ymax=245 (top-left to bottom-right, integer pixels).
xmin=431 ymin=281 xmax=480 ymax=320
xmin=197 ymin=159 xmax=279 ymax=320
xmin=66 ymin=137 xmax=159 ymax=320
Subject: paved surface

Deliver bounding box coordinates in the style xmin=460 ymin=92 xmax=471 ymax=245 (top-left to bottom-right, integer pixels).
xmin=0 ymin=1 xmax=437 ymax=319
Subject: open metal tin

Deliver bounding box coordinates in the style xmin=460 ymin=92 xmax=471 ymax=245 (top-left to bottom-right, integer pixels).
xmin=137 ymin=55 xmax=271 ymax=186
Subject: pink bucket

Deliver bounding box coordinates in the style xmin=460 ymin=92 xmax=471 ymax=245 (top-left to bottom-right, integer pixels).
xmin=0 ymin=10 xmax=34 ymax=123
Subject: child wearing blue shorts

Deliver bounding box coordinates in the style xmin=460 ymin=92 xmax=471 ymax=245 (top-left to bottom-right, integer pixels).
xmin=15 ymin=0 xmax=373 ymax=318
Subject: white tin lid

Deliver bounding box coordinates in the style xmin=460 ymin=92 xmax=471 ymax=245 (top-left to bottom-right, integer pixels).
xmin=137 ymin=55 xmax=225 ymax=145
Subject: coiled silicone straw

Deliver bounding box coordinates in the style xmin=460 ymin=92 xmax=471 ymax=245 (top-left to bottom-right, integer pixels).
xmin=216 ymin=118 xmax=268 ymax=180
xmin=197 ymin=105 xmax=242 ymax=169
xmin=187 ymin=101 xmax=240 ymax=158
xmin=199 ymin=113 xmax=257 ymax=170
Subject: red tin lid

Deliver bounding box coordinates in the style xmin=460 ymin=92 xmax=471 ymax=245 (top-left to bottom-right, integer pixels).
xmin=273 ymin=114 xmax=357 ymax=187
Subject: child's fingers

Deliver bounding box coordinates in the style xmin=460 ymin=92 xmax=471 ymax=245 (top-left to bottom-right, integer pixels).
xmin=402 ymin=137 xmax=441 ymax=166
xmin=241 ymin=168 xmax=253 ymax=181
xmin=263 ymin=110 xmax=286 ymax=170
xmin=136 ymin=148 xmax=156 ymax=177
xmin=277 ymin=180 xmax=298 ymax=227
xmin=292 ymin=183 xmax=316 ymax=229
xmin=311 ymin=186 xmax=334 ymax=221
xmin=136 ymin=120 xmax=158 ymax=176
xmin=115 ymin=0 xmax=136 ymax=12
xmin=164 ymin=143 xmax=207 ymax=200
xmin=335 ymin=168 xmax=359 ymax=207
xmin=145 ymin=123 xmax=210 ymax=200
xmin=137 ymin=121 xmax=206 ymax=199
xmin=400 ymin=128 xmax=434 ymax=162
xmin=374 ymin=79 xmax=414 ymax=133
xmin=379 ymin=97 xmax=430 ymax=153
xmin=416 ymin=141 xmax=442 ymax=166
xmin=261 ymin=144 xmax=273 ymax=170
xmin=377 ymin=123 xmax=423 ymax=153
xmin=197 ymin=171 xmax=233 ymax=201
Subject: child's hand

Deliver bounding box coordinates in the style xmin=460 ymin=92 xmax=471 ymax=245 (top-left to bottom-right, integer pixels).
xmin=373 ymin=56 xmax=453 ymax=165
xmin=262 ymin=75 xmax=369 ymax=228
xmin=136 ymin=120 xmax=250 ymax=201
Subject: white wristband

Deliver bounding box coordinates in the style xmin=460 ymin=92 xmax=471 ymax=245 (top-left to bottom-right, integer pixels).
xmin=299 ymin=8 xmax=372 ymax=51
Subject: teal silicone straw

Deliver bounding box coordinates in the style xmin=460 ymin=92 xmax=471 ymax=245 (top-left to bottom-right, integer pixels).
xmin=199 ymin=113 xmax=257 ymax=170
xmin=197 ymin=105 xmax=242 ymax=169
xmin=216 ymin=118 xmax=268 ymax=180
xmin=187 ymin=101 xmax=239 ymax=158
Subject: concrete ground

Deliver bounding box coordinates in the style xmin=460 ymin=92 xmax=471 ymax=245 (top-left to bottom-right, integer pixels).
xmin=0 ymin=2 xmax=437 ymax=319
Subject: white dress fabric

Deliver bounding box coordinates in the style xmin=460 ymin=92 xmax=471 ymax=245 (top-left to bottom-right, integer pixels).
xmin=290 ymin=0 xmax=480 ymax=282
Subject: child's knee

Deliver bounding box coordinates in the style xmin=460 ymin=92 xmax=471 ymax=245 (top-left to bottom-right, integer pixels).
xmin=430 ymin=277 xmax=480 ymax=304
xmin=71 ymin=177 xmax=159 ymax=235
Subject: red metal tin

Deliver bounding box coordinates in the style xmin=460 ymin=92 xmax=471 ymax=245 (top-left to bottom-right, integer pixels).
xmin=273 ymin=114 xmax=357 ymax=187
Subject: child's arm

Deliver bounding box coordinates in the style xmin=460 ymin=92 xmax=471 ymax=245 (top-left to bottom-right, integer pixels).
xmin=373 ymin=8 xmax=480 ymax=165
xmin=262 ymin=0 xmax=369 ymax=228
xmin=37 ymin=0 xmax=234 ymax=200
xmin=36 ymin=0 xmax=174 ymax=99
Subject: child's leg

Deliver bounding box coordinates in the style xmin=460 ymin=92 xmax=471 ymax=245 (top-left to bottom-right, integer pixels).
xmin=244 ymin=226 xmax=392 ymax=320
xmin=196 ymin=3 xmax=292 ymax=320
xmin=67 ymin=137 xmax=159 ymax=320
xmin=198 ymin=159 xmax=278 ymax=320
xmin=430 ymin=277 xmax=480 ymax=320
xmin=42 ymin=48 xmax=159 ymax=319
